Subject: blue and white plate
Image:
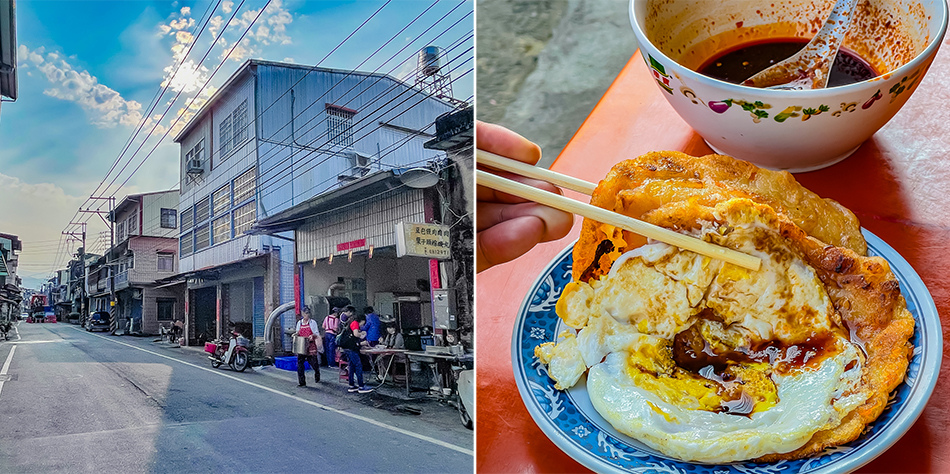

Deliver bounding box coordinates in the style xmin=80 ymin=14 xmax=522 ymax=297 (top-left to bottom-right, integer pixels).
xmin=512 ymin=230 xmax=941 ymax=473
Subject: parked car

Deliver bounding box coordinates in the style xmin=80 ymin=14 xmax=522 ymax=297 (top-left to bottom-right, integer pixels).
xmin=86 ymin=312 xmax=110 ymax=332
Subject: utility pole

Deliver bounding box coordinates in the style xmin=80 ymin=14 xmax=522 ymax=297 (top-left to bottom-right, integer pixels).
xmin=63 ymin=222 xmax=86 ymax=324
xmin=81 ymin=197 xmax=116 ymax=333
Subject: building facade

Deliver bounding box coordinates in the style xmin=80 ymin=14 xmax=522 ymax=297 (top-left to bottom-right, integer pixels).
xmin=87 ymin=191 xmax=182 ymax=334
xmin=172 ymin=59 xmax=452 ymax=350
xmin=0 ymin=233 xmax=22 ymax=322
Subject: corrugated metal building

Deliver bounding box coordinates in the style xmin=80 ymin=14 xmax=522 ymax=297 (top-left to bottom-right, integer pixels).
xmin=173 ymin=59 xmax=452 ymax=350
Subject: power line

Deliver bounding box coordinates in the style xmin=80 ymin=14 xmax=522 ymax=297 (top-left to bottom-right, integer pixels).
xmin=47 ymin=0 xmax=472 ymax=279
xmin=113 ymin=0 xmax=469 ymax=245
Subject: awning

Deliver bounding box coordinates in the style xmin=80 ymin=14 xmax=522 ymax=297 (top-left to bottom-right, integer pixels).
xmin=250 ymin=169 xmax=405 ymax=234
xmin=155 ymin=253 xmax=268 ymax=287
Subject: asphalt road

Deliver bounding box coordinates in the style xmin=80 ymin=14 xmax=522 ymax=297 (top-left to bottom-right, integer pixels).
xmin=0 ymin=322 xmax=473 ymax=473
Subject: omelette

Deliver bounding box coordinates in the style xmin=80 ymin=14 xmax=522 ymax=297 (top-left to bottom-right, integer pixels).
xmin=535 ymin=152 xmax=915 ymax=463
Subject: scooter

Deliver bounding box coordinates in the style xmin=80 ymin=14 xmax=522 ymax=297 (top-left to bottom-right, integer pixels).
xmin=456 ymin=367 xmax=474 ymax=430
xmin=205 ymin=330 xmax=250 ymax=372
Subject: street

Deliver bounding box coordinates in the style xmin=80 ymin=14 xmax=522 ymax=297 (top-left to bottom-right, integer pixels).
xmin=0 ymin=321 xmax=473 ymax=473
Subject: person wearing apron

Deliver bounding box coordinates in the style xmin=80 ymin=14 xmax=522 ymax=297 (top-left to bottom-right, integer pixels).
xmin=294 ymin=307 xmax=323 ymax=387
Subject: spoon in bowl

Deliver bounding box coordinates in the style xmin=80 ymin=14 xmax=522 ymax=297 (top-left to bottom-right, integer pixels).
xmin=744 ymin=0 xmax=860 ymax=89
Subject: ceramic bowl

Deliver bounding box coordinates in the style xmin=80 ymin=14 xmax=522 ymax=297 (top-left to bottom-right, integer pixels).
xmin=629 ymin=0 xmax=948 ymax=172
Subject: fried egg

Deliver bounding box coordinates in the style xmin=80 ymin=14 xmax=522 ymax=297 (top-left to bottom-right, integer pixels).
xmin=536 ymin=199 xmax=870 ymax=463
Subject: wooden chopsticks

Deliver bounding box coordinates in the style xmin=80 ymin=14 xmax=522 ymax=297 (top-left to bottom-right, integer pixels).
xmin=476 ymin=150 xmax=762 ymax=271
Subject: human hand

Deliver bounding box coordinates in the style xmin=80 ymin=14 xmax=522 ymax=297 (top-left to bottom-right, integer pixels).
xmin=477 ymin=122 xmax=573 ymax=272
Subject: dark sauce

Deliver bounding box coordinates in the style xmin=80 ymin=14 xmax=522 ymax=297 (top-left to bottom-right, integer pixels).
xmin=698 ymin=39 xmax=878 ymax=87
xmin=671 ymin=325 xmax=836 ymax=415
xmin=672 ymin=325 xmax=834 ymax=374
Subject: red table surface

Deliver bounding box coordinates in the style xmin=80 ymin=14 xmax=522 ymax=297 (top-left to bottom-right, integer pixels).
xmin=476 ymin=43 xmax=950 ymax=473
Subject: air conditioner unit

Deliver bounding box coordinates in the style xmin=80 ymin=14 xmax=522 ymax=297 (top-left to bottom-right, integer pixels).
xmin=187 ymin=158 xmax=204 ymax=174
xmin=345 ymin=150 xmax=373 ymax=174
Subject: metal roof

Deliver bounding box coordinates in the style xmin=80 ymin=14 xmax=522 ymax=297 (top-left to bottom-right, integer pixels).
xmin=173 ymin=59 xmax=452 ymax=143
xmin=250 ymin=169 xmax=404 ymax=234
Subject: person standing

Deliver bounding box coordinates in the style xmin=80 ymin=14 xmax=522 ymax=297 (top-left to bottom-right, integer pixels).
xmin=322 ymin=307 xmax=341 ymax=367
xmin=293 ymin=307 xmax=322 ymax=387
xmin=361 ymin=306 xmax=381 ymax=347
xmin=339 ymin=313 xmax=372 ymax=394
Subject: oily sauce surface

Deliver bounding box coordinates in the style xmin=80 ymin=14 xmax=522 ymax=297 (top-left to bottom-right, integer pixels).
xmin=698 ymin=39 xmax=878 ymax=87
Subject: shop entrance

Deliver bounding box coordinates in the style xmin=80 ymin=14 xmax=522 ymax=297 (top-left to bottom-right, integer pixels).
xmin=192 ymin=287 xmax=217 ymax=345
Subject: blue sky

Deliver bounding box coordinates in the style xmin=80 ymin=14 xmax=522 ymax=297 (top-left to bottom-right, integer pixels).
xmin=1 ymin=0 xmax=474 ymax=289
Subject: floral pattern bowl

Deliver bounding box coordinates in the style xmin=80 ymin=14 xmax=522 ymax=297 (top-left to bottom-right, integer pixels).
xmin=628 ymin=0 xmax=948 ymax=172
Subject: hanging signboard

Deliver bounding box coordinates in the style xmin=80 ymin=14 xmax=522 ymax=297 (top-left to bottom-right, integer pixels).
xmin=395 ymin=221 xmax=451 ymax=259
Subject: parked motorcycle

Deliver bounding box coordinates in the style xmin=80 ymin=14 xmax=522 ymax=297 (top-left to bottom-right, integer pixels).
xmin=0 ymin=320 xmax=13 ymax=341
xmin=205 ymin=330 xmax=250 ymax=372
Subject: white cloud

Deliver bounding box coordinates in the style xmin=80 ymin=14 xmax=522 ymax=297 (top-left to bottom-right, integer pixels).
xmin=24 ymin=46 xmax=145 ymax=129
xmin=0 ymin=172 xmax=91 ymax=282
xmin=212 ymin=0 xmax=294 ymax=63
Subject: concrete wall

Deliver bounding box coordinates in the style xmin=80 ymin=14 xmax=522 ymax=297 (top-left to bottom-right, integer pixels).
xmin=129 ymin=236 xmax=178 ymax=285
xmin=141 ymin=285 xmax=184 ymax=335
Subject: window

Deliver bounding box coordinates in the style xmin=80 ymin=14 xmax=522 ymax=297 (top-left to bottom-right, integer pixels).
xmin=219 ymin=100 xmax=248 ymax=158
xmin=180 ymin=231 xmax=193 ymax=256
xmin=161 ymin=208 xmax=177 ymax=229
xmin=157 ymin=298 xmax=176 ymax=321
xmin=186 ymin=139 xmax=205 ymax=168
xmin=127 ymin=210 xmax=138 ymax=236
xmin=233 ymin=201 xmax=256 ymax=236
xmin=180 ymin=205 xmax=193 ymax=231
xmin=117 ymin=221 xmax=126 ymax=242
xmin=213 ymin=184 xmax=230 ymax=216
xmin=213 ymin=215 xmax=230 ymax=244
xmin=195 ymin=224 xmax=210 ymax=251
xmin=195 ymin=196 xmax=210 ymax=224
xmin=233 ymin=167 xmax=256 ymax=204
xmin=219 ymin=114 xmax=232 ymax=157
xmin=157 ymin=253 xmax=174 ymax=272
xmin=232 ymin=100 xmax=248 ymax=146
xmin=326 ymin=105 xmax=356 ymax=147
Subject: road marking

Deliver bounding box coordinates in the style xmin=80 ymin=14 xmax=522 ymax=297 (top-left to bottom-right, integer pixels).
xmin=0 ymin=345 xmax=16 ymax=400
xmin=72 ymin=327 xmax=473 ymax=456
xmin=10 ymin=339 xmax=68 ymax=344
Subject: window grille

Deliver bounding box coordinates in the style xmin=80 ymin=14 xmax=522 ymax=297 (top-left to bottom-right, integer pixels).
xmin=233 ymin=201 xmax=256 ymax=236
xmin=195 ymin=196 xmax=210 ymax=223
xmin=195 ymin=224 xmax=210 ymax=251
xmin=180 ymin=205 xmax=193 ymax=231
xmin=213 ymin=184 xmax=230 ymax=216
xmin=219 ymin=100 xmax=248 ymax=159
xmin=192 ymin=140 xmax=205 ymax=164
xmin=127 ymin=210 xmax=138 ymax=236
xmin=326 ymin=106 xmax=355 ymax=147
xmin=233 ymin=167 xmax=256 ymax=204
xmin=161 ymin=209 xmax=177 ymax=229
xmin=213 ymin=215 xmax=230 ymax=244
xmin=180 ymin=232 xmax=193 ymax=256
xmin=219 ymin=115 xmax=232 ymax=157
xmin=232 ymin=100 xmax=248 ymax=147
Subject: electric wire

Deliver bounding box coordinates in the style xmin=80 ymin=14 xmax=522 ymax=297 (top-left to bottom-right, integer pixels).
xmin=34 ymin=0 xmax=471 ymax=286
